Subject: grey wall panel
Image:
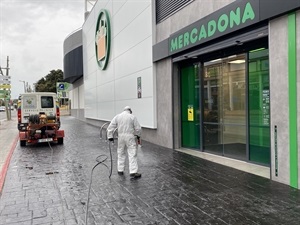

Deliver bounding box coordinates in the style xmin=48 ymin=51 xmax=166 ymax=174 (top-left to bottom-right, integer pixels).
xmin=259 ymin=0 xmax=300 ymax=21
xmin=63 ymin=46 xmax=83 ymax=83
xmin=269 ymin=16 xmax=289 ymax=185
xmin=142 ymin=58 xmax=173 ymax=149
xmin=64 ymin=29 xmax=83 ymax=55
xmin=153 ymin=39 xmax=169 ymax=62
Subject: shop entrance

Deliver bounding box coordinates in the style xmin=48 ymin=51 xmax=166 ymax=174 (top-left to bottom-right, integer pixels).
xmin=180 ymin=49 xmax=270 ymax=165
xmin=203 ymin=54 xmax=247 ymax=160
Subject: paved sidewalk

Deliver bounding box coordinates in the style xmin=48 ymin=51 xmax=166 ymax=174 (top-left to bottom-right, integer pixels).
xmin=1 ymin=116 xmax=300 ymax=225
xmin=0 ymin=111 xmax=18 ymax=193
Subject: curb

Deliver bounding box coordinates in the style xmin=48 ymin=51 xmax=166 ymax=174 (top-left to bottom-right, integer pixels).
xmin=0 ymin=135 xmax=18 ymax=194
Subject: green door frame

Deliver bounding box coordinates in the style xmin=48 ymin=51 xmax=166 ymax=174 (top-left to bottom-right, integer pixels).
xmin=288 ymin=12 xmax=298 ymax=189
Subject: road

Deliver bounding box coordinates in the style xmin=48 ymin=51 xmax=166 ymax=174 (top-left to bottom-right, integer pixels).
xmin=0 ymin=110 xmax=14 ymax=121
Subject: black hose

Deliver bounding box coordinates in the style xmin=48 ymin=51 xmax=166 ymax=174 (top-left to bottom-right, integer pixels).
xmin=85 ymin=155 xmax=109 ymax=225
xmin=84 ymin=140 xmax=113 ymax=225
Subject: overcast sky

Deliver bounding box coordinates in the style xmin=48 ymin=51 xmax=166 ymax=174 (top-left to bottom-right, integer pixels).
xmin=0 ymin=0 xmax=86 ymax=99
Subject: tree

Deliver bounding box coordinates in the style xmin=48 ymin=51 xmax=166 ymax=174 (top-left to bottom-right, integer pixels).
xmin=35 ymin=69 xmax=63 ymax=92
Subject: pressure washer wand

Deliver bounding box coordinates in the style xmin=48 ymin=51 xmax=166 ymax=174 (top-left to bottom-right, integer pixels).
xmin=108 ymin=140 xmax=113 ymax=178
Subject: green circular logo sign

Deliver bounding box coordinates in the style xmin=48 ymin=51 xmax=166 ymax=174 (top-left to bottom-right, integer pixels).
xmin=95 ymin=9 xmax=111 ymax=70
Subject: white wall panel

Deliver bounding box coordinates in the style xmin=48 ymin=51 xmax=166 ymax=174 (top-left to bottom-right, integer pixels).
xmin=85 ymin=103 xmax=97 ymax=118
xmin=114 ymin=6 xmax=151 ymax=57
xmin=97 ymin=82 xmax=115 ymax=102
xmin=85 ymin=57 xmax=95 ymax=78
xmin=114 ymin=68 xmax=152 ymax=100
xmin=113 ymin=1 xmax=150 ymax=37
xmin=94 ymin=0 xmax=111 ymax=14
xmin=75 ymin=89 xmax=78 ymax=109
xmin=79 ymin=84 xmax=84 ymax=108
xmin=97 ymin=101 xmax=115 ymax=120
xmin=115 ymin=97 xmax=155 ymax=127
xmin=83 ymin=10 xmax=95 ymax=34
xmin=85 ymin=86 xmax=97 ymax=118
xmin=82 ymin=49 xmax=88 ymax=69
xmin=82 ymin=0 xmax=155 ymax=128
xmin=86 ymin=29 xmax=96 ymax=59
xmin=114 ymin=76 xmax=137 ymax=100
xmin=139 ymin=67 xmax=153 ymax=98
xmin=85 ymin=87 xmax=97 ymax=103
xmin=112 ymin=0 xmax=126 ymax=16
xmin=70 ymin=90 xmax=76 ymax=108
xmin=96 ymin=63 xmax=115 ymax=85
xmin=114 ymin=37 xmax=152 ymax=79
xmin=84 ymin=71 xmax=97 ymax=89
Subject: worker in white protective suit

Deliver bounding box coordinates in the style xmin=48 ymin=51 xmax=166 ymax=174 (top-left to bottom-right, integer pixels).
xmin=107 ymin=106 xmax=142 ymax=179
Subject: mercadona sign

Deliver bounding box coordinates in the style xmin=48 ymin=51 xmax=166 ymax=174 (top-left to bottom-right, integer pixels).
xmin=169 ymin=1 xmax=259 ymax=54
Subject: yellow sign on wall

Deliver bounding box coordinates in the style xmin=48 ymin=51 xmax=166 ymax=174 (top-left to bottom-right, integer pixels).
xmin=0 ymin=84 xmax=11 ymax=89
xmin=188 ymin=105 xmax=194 ymax=121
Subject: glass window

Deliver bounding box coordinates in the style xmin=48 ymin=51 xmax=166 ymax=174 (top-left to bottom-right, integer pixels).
xmin=41 ymin=96 xmax=54 ymax=108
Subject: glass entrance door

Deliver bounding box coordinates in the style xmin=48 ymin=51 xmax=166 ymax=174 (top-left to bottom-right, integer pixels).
xmin=181 ymin=64 xmax=200 ymax=149
xmin=248 ymin=48 xmax=270 ymax=165
xmin=203 ymin=55 xmax=247 ymax=160
xmin=179 ymin=49 xmax=270 ymax=165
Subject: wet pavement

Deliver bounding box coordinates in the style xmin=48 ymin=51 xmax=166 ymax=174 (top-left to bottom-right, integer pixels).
xmin=1 ymin=116 xmax=300 ymax=225
xmin=0 ymin=111 xmax=18 ymax=193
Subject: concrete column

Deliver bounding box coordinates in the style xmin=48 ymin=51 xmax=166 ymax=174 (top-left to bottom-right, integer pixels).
xmin=269 ymin=16 xmax=290 ymax=185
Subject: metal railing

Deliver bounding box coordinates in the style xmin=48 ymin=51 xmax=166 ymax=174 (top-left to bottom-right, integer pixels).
xmin=99 ymin=122 xmax=110 ymax=140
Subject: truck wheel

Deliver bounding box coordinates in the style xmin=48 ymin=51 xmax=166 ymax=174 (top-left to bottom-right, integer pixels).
xmin=20 ymin=140 xmax=26 ymax=147
xmin=57 ymin=138 xmax=63 ymax=144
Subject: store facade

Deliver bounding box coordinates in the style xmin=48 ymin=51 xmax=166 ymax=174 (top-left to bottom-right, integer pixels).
xmin=152 ymin=0 xmax=300 ymax=188
xmin=64 ymin=0 xmax=300 ymax=189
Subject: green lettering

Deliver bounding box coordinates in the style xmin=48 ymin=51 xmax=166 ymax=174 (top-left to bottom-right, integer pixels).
xmin=218 ymin=14 xmax=229 ymax=32
xmin=184 ymin=32 xmax=189 ymax=47
xmin=170 ymin=38 xmax=178 ymax=52
xmin=170 ymin=2 xmax=256 ymax=52
xmin=190 ymin=28 xmax=198 ymax=44
xmin=207 ymin=20 xmax=216 ymax=37
xmin=178 ymin=34 xmax=183 ymax=48
xmin=230 ymin=7 xmax=241 ymax=28
xmin=198 ymin=25 xmax=207 ymax=41
xmin=242 ymin=2 xmax=255 ymax=23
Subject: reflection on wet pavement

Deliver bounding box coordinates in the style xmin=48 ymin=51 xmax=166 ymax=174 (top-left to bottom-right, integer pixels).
xmin=1 ymin=116 xmax=300 ymax=224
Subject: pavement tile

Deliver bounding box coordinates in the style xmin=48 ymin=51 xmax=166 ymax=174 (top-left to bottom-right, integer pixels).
xmin=1 ymin=116 xmax=300 ymax=224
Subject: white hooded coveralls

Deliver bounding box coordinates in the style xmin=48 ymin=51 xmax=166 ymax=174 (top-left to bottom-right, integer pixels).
xmin=107 ymin=109 xmax=141 ymax=174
